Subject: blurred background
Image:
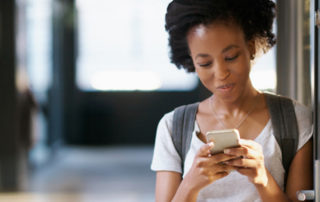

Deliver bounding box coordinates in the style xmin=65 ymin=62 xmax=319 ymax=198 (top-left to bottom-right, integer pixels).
xmin=0 ymin=0 xmax=314 ymax=201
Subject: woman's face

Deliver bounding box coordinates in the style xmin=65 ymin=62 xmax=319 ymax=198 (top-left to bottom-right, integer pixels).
xmin=187 ymin=22 xmax=255 ymax=102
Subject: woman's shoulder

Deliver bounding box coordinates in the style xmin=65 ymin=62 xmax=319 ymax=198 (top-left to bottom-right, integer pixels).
xmin=157 ymin=102 xmax=200 ymax=133
xmin=290 ymin=99 xmax=313 ymax=150
xmin=263 ymin=92 xmax=312 ymax=117
xmin=159 ymin=102 xmax=200 ymax=125
xmin=263 ymin=92 xmax=312 ymax=150
xmin=157 ymin=110 xmax=175 ymax=134
xmin=292 ymin=100 xmax=312 ymax=134
xmin=263 ymin=92 xmax=312 ymax=128
xmin=159 ymin=110 xmax=174 ymax=125
xmin=292 ymin=99 xmax=312 ymax=119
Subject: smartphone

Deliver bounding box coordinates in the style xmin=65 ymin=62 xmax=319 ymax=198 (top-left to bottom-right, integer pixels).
xmin=206 ymin=129 xmax=240 ymax=154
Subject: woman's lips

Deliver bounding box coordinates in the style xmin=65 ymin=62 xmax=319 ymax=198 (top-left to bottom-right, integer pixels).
xmin=216 ymin=83 xmax=235 ymax=92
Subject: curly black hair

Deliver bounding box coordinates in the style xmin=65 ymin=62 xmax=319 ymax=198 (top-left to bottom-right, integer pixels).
xmin=165 ymin=0 xmax=276 ymax=72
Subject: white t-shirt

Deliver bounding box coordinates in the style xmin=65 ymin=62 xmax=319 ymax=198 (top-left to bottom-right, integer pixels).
xmin=151 ymin=100 xmax=313 ymax=202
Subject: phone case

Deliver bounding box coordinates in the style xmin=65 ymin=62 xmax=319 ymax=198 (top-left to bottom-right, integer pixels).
xmin=206 ymin=129 xmax=240 ymax=154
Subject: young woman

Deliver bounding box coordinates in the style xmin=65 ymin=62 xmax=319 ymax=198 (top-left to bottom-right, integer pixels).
xmin=151 ymin=0 xmax=313 ymax=201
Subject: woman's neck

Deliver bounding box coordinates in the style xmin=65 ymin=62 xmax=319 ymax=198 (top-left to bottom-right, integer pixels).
xmin=211 ymin=85 xmax=260 ymax=117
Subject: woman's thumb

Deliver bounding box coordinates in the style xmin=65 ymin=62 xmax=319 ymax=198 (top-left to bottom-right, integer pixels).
xmin=198 ymin=142 xmax=214 ymax=157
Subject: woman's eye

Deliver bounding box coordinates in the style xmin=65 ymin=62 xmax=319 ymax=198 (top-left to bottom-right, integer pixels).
xmin=225 ymin=54 xmax=239 ymax=61
xmin=198 ymin=62 xmax=212 ymax=67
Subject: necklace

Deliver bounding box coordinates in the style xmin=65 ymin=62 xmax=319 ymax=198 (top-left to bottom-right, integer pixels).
xmin=209 ymin=94 xmax=259 ymax=129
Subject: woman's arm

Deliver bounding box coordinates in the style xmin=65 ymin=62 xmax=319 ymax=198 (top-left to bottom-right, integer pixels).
xmin=286 ymin=139 xmax=313 ymax=201
xmin=155 ymin=171 xmax=203 ymax=202
xmin=155 ymin=171 xmax=183 ymax=202
xmin=254 ymin=169 xmax=291 ymax=202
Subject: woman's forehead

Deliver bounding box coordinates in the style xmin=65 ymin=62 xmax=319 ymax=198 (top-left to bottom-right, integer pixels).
xmin=187 ymin=22 xmax=245 ymax=45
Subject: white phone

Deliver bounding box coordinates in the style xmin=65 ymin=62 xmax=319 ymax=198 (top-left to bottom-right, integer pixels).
xmin=206 ymin=129 xmax=240 ymax=154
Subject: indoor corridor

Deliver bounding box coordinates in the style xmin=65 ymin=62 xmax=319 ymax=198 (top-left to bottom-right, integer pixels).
xmin=0 ymin=146 xmax=155 ymax=202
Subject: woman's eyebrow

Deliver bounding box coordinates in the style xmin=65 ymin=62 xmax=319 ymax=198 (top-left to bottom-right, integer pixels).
xmin=194 ymin=45 xmax=240 ymax=59
xmin=195 ymin=53 xmax=210 ymax=59
xmin=222 ymin=45 xmax=240 ymax=53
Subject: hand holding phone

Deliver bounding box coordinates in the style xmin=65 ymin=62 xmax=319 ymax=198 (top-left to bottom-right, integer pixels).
xmin=206 ymin=129 xmax=240 ymax=154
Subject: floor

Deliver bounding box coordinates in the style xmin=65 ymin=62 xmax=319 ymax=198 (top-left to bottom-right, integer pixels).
xmin=0 ymin=146 xmax=156 ymax=202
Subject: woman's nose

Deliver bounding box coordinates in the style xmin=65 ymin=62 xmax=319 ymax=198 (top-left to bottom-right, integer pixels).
xmin=214 ymin=62 xmax=230 ymax=80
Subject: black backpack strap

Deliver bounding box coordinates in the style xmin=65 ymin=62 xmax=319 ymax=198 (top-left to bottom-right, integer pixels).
xmin=265 ymin=93 xmax=299 ymax=186
xmin=172 ymin=102 xmax=199 ymax=174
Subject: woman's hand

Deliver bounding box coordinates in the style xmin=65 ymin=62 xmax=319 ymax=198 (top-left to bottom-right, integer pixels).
xmin=183 ymin=142 xmax=236 ymax=192
xmin=224 ymin=139 xmax=268 ymax=187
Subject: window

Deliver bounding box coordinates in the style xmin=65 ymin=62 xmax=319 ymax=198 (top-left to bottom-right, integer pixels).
xmin=250 ymin=48 xmax=276 ymax=91
xmin=76 ymin=0 xmax=198 ymax=91
xmin=25 ymin=0 xmax=52 ymax=101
